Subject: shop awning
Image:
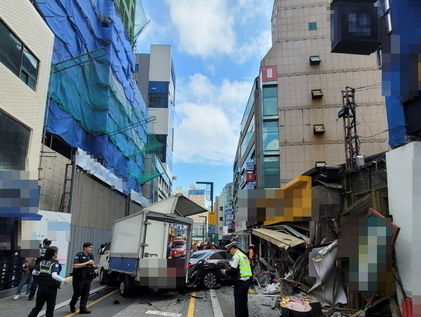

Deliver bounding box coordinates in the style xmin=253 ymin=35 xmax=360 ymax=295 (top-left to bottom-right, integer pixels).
xmin=0 ymin=213 xmax=42 ymax=221
xmin=143 ymin=193 xmax=207 ymax=217
xmin=252 ymin=228 xmax=305 ymax=249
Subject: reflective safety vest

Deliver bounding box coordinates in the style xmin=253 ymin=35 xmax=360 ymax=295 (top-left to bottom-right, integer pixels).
xmin=38 ymin=259 xmax=60 ymax=288
xmin=235 ymin=250 xmax=252 ymax=279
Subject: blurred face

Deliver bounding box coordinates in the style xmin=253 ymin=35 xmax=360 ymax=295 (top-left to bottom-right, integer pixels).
xmin=229 ymin=248 xmax=236 ymax=255
xmin=84 ymin=245 xmax=93 ymax=254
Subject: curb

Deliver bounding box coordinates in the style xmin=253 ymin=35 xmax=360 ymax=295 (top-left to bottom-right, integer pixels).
xmin=38 ymin=285 xmax=108 ymax=317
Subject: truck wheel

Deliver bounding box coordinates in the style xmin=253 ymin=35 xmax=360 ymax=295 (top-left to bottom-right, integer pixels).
xmin=99 ymin=268 xmax=108 ymax=285
xmin=119 ymin=275 xmax=132 ymax=297
xmin=203 ymin=271 xmax=218 ymax=289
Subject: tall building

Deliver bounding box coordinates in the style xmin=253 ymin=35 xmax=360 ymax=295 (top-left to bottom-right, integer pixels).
xmin=219 ymin=183 xmax=234 ymax=237
xmin=233 ymin=0 xmax=387 ymax=235
xmin=23 ymin=0 xmax=149 ymax=274
xmin=134 ymin=45 xmax=175 ymax=202
xmin=186 ymin=188 xmax=208 ymax=243
xmin=0 ymin=0 xmax=54 ymax=290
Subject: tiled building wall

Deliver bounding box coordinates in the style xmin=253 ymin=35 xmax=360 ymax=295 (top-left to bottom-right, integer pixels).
xmin=263 ymin=0 xmax=387 ymax=184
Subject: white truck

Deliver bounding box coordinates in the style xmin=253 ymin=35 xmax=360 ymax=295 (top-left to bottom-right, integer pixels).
xmin=98 ymin=194 xmax=206 ymax=296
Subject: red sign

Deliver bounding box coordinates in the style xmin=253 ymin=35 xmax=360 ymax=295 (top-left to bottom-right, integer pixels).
xmin=246 ymin=172 xmax=255 ymax=182
xmin=261 ymin=65 xmax=277 ymax=82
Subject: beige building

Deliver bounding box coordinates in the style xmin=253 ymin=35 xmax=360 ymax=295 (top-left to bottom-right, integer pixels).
xmin=261 ymin=0 xmax=387 ymax=184
xmin=0 ymin=0 xmax=54 ymax=178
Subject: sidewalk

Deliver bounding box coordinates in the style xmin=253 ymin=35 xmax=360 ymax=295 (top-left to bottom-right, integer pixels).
xmin=0 ymin=278 xmax=106 ymax=317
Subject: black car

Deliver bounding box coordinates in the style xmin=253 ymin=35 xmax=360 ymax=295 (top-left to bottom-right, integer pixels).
xmin=187 ymin=249 xmax=233 ymax=289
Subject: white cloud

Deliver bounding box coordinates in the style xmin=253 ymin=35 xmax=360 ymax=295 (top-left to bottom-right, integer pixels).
xmin=174 ymin=74 xmax=252 ymax=165
xmin=165 ymin=0 xmax=272 ymax=62
xmin=166 ymin=0 xmax=235 ymax=57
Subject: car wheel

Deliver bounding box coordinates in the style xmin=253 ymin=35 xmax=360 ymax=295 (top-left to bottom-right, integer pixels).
xmin=202 ymin=271 xmax=218 ymax=289
xmin=119 ymin=276 xmax=132 ymax=297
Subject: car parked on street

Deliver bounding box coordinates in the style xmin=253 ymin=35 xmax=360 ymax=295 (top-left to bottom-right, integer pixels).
xmin=170 ymin=239 xmax=187 ymax=258
xmin=187 ymin=249 xmax=233 ymax=289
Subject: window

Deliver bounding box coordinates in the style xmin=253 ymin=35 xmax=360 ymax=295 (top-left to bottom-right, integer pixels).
xmin=148 ymin=82 xmax=169 ymax=108
xmin=263 ymin=156 xmax=280 ymax=188
xmin=308 ymin=22 xmax=317 ymax=31
xmin=209 ymin=252 xmax=225 ymax=260
xmin=0 ymin=111 xmax=31 ymax=170
xmin=240 ymin=116 xmax=255 ymax=157
xmin=262 ymin=120 xmax=279 ymax=151
xmin=219 ymin=217 xmax=223 ymax=221
xmin=348 ymin=13 xmax=371 ymax=37
xmin=0 ymin=19 xmax=39 ymax=90
xmin=262 ymin=85 xmax=278 ymax=116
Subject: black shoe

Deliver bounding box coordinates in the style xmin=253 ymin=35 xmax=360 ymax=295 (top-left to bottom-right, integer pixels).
xmin=79 ymin=308 xmax=91 ymax=314
xmin=70 ymin=305 xmax=76 ymax=313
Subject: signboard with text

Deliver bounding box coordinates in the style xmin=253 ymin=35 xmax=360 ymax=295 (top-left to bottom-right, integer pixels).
xmin=261 ymin=65 xmax=278 ymax=82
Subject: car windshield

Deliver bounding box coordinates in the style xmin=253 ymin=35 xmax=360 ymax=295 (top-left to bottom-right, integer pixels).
xmin=172 ymin=244 xmax=186 ymax=249
xmin=190 ymin=251 xmax=209 ymax=259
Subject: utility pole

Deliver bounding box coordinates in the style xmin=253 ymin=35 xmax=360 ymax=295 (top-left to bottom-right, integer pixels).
xmin=338 ymin=86 xmax=360 ymax=171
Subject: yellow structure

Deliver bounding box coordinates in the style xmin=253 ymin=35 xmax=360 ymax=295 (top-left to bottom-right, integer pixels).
xmin=264 ymin=176 xmax=312 ymax=225
xmin=207 ymin=211 xmax=217 ymax=226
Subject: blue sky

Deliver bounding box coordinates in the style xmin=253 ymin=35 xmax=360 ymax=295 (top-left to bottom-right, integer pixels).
xmin=137 ymin=0 xmax=273 ymax=196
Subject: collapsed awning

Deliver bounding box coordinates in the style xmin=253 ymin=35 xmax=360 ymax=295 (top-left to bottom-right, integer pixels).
xmin=143 ymin=193 xmax=207 ymax=217
xmin=252 ymin=228 xmax=305 ymax=249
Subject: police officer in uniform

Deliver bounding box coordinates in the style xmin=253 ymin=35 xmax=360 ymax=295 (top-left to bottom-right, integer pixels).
xmin=28 ymin=246 xmax=67 ymax=317
xmin=69 ymin=242 xmax=99 ymax=314
xmin=28 ymin=238 xmax=52 ymax=300
xmin=225 ymin=242 xmax=253 ymax=317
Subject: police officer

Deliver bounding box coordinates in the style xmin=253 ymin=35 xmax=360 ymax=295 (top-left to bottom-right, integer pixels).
xmin=69 ymin=242 xmax=99 ymax=314
xmin=225 ymin=242 xmax=252 ymax=317
xmin=28 ymin=246 xmax=68 ymax=317
xmin=28 ymin=238 xmax=52 ymax=300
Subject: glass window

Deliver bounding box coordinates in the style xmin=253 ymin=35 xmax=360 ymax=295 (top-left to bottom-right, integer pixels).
xmin=263 ymin=86 xmax=278 ymax=116
xmin=240 ymin=115 xmax=255 ymax=157
xmin=348 ymin=13 xmax=371 ymax=37
xmin=209 ymin=252 xmax=225 ymax=260
xmin=0 ymin=20 xmax=39 ymax=90
xmin=262 ymin=120 xmax=279 ymax=151
xmin=0 ymin=111 xmax=31 ymax=170
xmin=263 ymin=156 xmax=280 ymax=188
xmin=308 ymin=22 xmax=317 ymax=31
xmin=0 ymin=20 xmax=23 ymax=75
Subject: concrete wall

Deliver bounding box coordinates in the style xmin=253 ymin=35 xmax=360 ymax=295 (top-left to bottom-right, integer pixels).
xmin=0 ymin=0 xmax=54 ymax=178
xmin=386 ymin=141 xmax=421 ymax=298
xmin=263 ymin=0 xmax=387 ymax=185
xmin=38 ymin=146 xmax=71 ymax=211
xmin=149 ymin=45 xmax=172 ymax=82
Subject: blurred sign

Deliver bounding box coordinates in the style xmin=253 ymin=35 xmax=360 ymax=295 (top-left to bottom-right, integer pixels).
xmin=208 ymin=225 xmax=216 ymax=234
xmin=246 ymin=172 xmax=255 ymax=182
xmin=246 ymin=162 xmax=254 ymax=171
xmin=246 ymin=182 xmax=256 ymax=190
xmin=261 ymin=65 xmax=278 ymax=82
xmin=226 ymin=214 xmax=234 ymax=221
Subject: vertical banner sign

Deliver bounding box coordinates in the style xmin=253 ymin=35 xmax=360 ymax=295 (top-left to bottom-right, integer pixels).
xmin=261 ymin=65 xmax=278 ymax=82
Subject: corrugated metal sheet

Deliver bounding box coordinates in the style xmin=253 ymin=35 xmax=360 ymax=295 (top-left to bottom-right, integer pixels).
xmin=70 ymin=170 xmax=128 ymax=229
xmin=67 ymin=225 xmax=111 ymax=274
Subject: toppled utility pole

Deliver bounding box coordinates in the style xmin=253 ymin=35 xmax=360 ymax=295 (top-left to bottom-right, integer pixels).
xmin=338 ymin=87 xmax=360 ymax=171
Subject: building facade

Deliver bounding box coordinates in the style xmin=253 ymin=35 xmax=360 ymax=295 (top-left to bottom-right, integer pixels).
xmin=0 ymin=0 xmax=54 ymax=290
xmin=233 ymin=0 xmax=387 ymax=238
xmin=114 ymin=0 xmax=136 ymax=40
xmin=134 ymin=45 xmax=175 ymax=202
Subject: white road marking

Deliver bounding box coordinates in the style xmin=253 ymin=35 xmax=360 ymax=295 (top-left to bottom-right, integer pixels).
xmin=209 ymin=289 xmax=224 ymax=317
xmin=145 ymin=311 xmax=182 ymax=317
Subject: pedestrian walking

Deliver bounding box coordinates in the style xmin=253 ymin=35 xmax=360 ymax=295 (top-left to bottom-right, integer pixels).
xmin=27 ymin=247 xmax=68 ymax=317
xmin=225 ymin=242 xmax=252 ymax=317
xmin=247 ymin=244 xmax=258 ymax=294
xmin=28 ymin=238 xmax=52 ymax=300
xmin=69 ymin=242 xmax=99 ymax=314
xmin=13 ymin=257 xmax=36 ymax=299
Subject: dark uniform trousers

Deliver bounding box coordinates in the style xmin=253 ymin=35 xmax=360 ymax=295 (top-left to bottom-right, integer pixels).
xmin=234 ymin=279 xmax=251 ymax=317
xmin=70 ymin=278 xmax=92 ymax=309
xmin=28 ymin=287 xmax=57 ymax=317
